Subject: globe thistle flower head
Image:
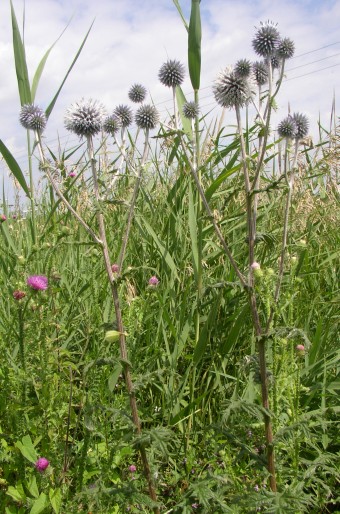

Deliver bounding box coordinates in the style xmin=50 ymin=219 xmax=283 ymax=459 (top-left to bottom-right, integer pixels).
xmin=19 ymin=104 xmax=47 ymax=132
xmin=235 ymin=58 xmax=252 ymax=78
xmin=159 ymin=59 xmax=185 ymax=88
xmin=183 ymin=101 xmax=199 ymax=119
xmin=252 ymin=61 xmax=269 ymax=86
xmin=271 ymin=54 xmax=281 ymax=69
xmin=135 ymin=104 xmax=159 ymax=130
xmin=252 ymin=20 xmax=280 ymax=57
xmin=291 ymin=112 xmax=309 ymax=139
xmin=128 ymin=83 xmax=147 ymax=103
xmin=65 ymin=99 xmax=105 ymax=137
xmin=103 ymin=114 xmax=121 ymax=135
xmin=35 ymin=458 xmax=49 ymax=472
xmin=27 ymin=275 xmax=48 ymax=291
xmin=277 ymin=37 xmax=295 ymax=59
xmin=277 ymin=115 xmax=296 ymax=139
xmin=213 ymin=66 xmax=254 ymax=109
xmin=114 ymin=105 xmax=133 ymax=128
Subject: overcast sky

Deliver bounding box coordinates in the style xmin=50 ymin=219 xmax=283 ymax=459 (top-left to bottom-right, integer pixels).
xmin=0 ymin=0 xmax=339 ymax=205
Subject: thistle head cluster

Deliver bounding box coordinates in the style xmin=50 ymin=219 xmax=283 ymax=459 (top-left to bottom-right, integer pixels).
xmin=277 ymin=37 xmax=295 ymax=59
xmin=159 ymin=59 xmax=185 ymax=88
xmin=183 ymin=101 xmax=199 ymax=119
xmin=19 ymin=104 xmax=47 ymax=132
xmin=252 ymin=61 xmax=269 ymax=86
xmin=114 ymin=105 xmax=133 ymax=128
xmin=103 ymin=114 xmax=121 ymax=135
xmin=135 ymin=104 xmax=159 ymax=130
xmin=252 ymin=20 xmax=280 ymax=57
xmin=277 ymin=113 xmax=309 ymax=140
xmin=235 ymin=58 xmax=252 ymax=78
xmin=128 ymin=83 xmax=147 ymax=103
xmin=64 ymin=99 xmax=105 ymax=137
xmin=213 ymin=66 xmax=254 ymax=109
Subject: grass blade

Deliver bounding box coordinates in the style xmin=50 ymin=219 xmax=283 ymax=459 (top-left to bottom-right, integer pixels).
xmin=0 ymin=139 xmax=30 ymax=197
xmin=10 ymin=0 xmax=31 ymax=105
xmin=188 ymin=0 xmax=201 ymax=91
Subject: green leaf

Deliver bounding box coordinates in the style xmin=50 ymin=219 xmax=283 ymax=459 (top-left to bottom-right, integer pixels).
xmin=6 ymin=484 xmax=26 ymax=503
xmin=30 ymin=493 xmax=48 ymax=514
xmin=10 ymin=0 xmax=31 ymax=105
xmin=188 ymin=0 xmax=201 ymax=91
xmin=176 ymin=86 xmax=192 ymax=137
xmin=188 ymin=182 xmax=199 ymax=285
xmin=15 ymin=435 xmax=38 ymax=463
xmin=108 ymin=363 xmax=123 ymax=393
xmin=0 ymin=139 xmax=31 ymax=197
xmin=28 ymin=476 xmax=39 ymax=499
xmin=46 ymin=21 xmax=94 ymax=118
xmin=172 ymin=0 xmax=189 ymax=31
xmin=193 ymin=294 xmax=222 ymax=365
xmin=31 ymin=18 xmax=72 ymax=101
xmin=220 ymin=303 xmax=248 ymax=356
xmin=49 ymin=488 xmax=62 ymax=514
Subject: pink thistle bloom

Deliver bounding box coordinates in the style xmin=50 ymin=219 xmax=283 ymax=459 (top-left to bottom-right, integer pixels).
xmin=250 ymin=262 xmax=261 ymax=270
xmin=27 ymin=275 xmax=48 ymax=291
xmin=296 ymin=344 xmax=305 ymax=355
xmin=68 ymin=171 xmax=76 ymax=178
xmin=148 ymin=275 xmax=159 ymax=286
xmin=128 ymin=464 xmax=137 ymax=473
xmin=13 ymin=290 xmax=26 ymax=300
xmin=111 ymin=263 xmax=119 ymax=273
xmin=35 ymin=457 xmax=49 ymax=472
xmin=0 ymin=214 xmax=7 ymax=222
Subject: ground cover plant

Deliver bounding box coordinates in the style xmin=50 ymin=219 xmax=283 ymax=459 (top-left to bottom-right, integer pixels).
xmin=0 ymin=1 xmax=339 ymax=512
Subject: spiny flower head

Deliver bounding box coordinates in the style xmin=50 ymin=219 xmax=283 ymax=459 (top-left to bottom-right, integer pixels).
xmin=19 ymin=104 xmax=47 ymax=132
xmin=128 ymin=83 xmax=147 ymax=103
xmin=252 ymin=61 xmax=269 ymax=86
xmin=252 ymin=21 xmax=280 ymax=57
xmin=111 ymin=263 xmax=119 ymax=273
xmin=277 ymin=37 xmax=295 ymax=59
xmin=13 ymin=290 xmax=26 ymax=300
xmin=128 ymin=464 xmax=137 ymax=473
xmin=277 ymin=115 xmax=296 ymax=139
xmin=271 ymin=54 xmax=281 ymax=69
xmin=159 ymin=59 xmax=185 ymax=88
xmin=103 ymin=114 xmax=121 ymax=135
xmin=35 ymin=458 xmax=49 ymax=472
xmin=65 ymin=99 xmax=105 ymax=137
xmin=291 ymin=112 xmax=309 ymax=139
xmin=183 ymin=101 xmax=199 ymax=119
xmin=148 ymin=275 xmax=159 ymax=286
xmin=135 ymin=104 xmax=159 ymax=130
xmin=27 ymin=275 xmax=48 ymax=291
xmin=213 ymin=66 xmax=254 ymax=109
xmin=235 ymin=58 xmax=252 ymax=78
xmin=114 ymin=105 xmax=133 ymax=128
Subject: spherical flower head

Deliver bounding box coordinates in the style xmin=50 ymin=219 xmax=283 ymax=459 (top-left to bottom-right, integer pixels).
xmin=271 ymin=54 xmax=281 ymax=69
xmin=159 ymin=59 xmax=185 ymax=88
xmin=291 ymin=112 xmax=309 ymax=139
xmin=135 ymin=104 xmax=159 ymax=130
xmin=19 ymin=104 xmax=47 ymax=132
xmin=296 ymin=344 xmax=305 ymax=356
xmin=35 ymin=457 xmax=49 ymax=472
xmin=252 ymin=61 xmax=269 ymax=86
xmin=103 ymin=114 xmax=121 ymax=135
xmin=65 ymin=99 xmax=105 ymax=137
xmin=114 ymin=105 xmax=133 ymax=128
xmin=250 ymin=262 xmax=263 ymax=278
xmin=111 ymin=263 xmax=119 ymax=273
xmin=183 ymin=101 xmax=199 ymax=119
xmin=148 ymin=275 xmax=159 ymax=286
xmin=213 ymin=66 xmax=254 ymax=109
xmin=128 ymin=83 xmax=147 ymax=103
xmin=235 ymin=58 xmax=252 ymax=78
xmin=252 ymin=21 xmax=280 ymax=57
xmin=128 ymin=464 xmax=137 ymax=473
xmin=13 ymin=290 xmax=26 ymax=300
xmin=277 ymin=115 xmax=296 ymax=139
xmin=0 ymin=214 xmax=7 ymax=222
xmin=277 ymin=37 xmax=295 ymax=59
xmin=27 ymin=275 xmax=48 ymax=291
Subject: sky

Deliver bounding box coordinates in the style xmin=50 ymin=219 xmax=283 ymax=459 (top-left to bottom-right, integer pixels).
xmin=0 ymin=0 xmax=339 ymax=206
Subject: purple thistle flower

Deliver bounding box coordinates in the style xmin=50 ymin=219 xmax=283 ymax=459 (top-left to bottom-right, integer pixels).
xmin=111 ymin=263 xmax=119 ymax=273
xmin=0 ymin=214 xmax=7 ymax=222
xmin=148 ymin=276 xmax=159 ymax=286
xmin=68 ymin=171 xmax=76 ymax=178
xmin=13 ymin=290 xmax=26 ymax=300
xmin=35 ymin=457 xmax=49 ymax=472
xmin=27 ymin=275 xmax=48 ymax=291
xmin=128 ymin=464 xmax=137 ymax=473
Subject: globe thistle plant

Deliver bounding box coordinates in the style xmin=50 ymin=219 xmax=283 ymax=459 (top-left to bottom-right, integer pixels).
xmin=114 ymin=105 xmax=133 ymax=128
xmin=128 ymin=83 xmax=147 ymax=103
xmin=291 ymin=112 xmax=309 ymax=139
xmin=183 ymin=101 xmax=199 ymax=119
xmin=252 ymin=61 xmax=269 ymax=86
xmin=277 ymin=37 xmax=295 ymax=59
xmin=271 ymin=54 xmax=281 ymax=69
xmin=277 ymin=115 xmax=296 ymax=139
xmin=159 ymin=59 xmax=185 ymax=88
xmin=65 ymin=99 xmax=105 ymax=137
xmin=135 ymin=104 xmax=159 ymax=130
xmin=103 ymin=114 xmax=121 ymax=135
xmin=252 ymin=21 xmax=280 ymax=57
xmin=19 ymin=104 xmax=47 ymax=132
xmin=235 ymin=58 xmax=252 ymax=78
xmin=213 ymin=66 xmax=254 ymax=109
